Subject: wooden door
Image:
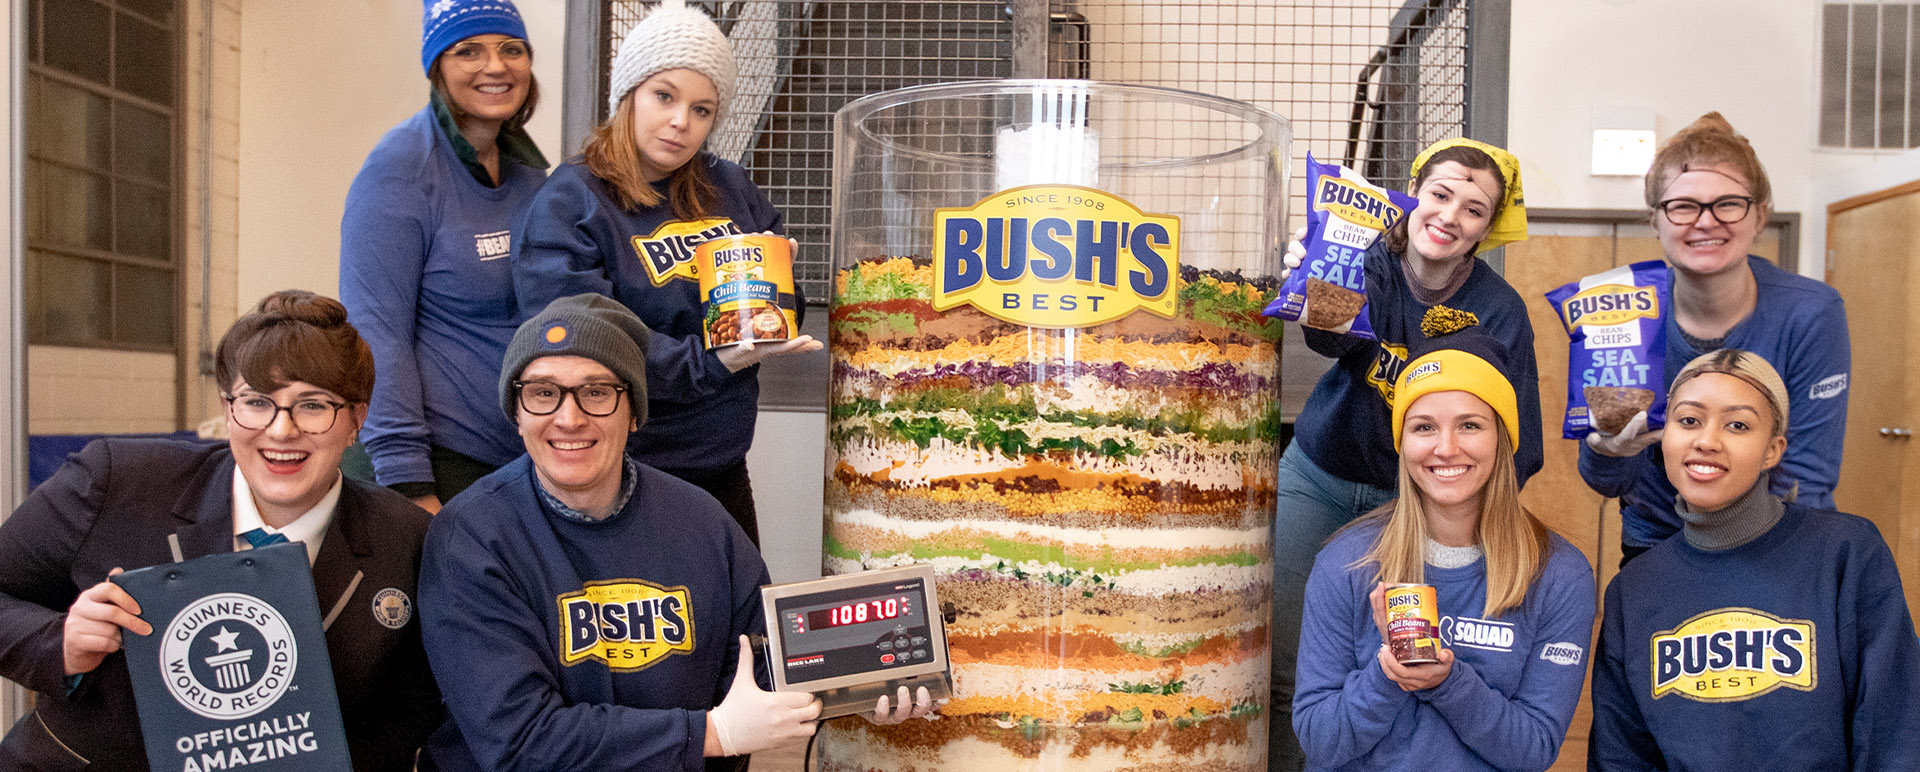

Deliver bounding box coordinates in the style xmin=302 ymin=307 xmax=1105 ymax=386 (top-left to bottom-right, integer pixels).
xmin=1827 ymin=186 xmax=1920 ymax=633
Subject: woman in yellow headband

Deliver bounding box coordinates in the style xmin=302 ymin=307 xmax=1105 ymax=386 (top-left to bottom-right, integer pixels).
xmin=1271 ymin=137 xmax=1541 ymax=769
xmin=1293 ymin=327 xmax=1594 ymax=772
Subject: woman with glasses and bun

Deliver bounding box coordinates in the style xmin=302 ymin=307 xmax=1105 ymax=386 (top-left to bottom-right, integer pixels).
xmin=0 ymin=290 xmax=440 ymax=771
xmin=511 ymin=0 xmax=821 ymax=547
xmin=1578 ymin=113 xmax=1852 ymax=565
xmin=340 ymin=0 xmax=549 ymax=513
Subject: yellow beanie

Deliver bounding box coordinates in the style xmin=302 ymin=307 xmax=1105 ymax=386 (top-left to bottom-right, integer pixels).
xmin=1392 ymin=349 xmax=1520 ymax=452
xmin=1411 ymin=137 xmax=1528 ymax=254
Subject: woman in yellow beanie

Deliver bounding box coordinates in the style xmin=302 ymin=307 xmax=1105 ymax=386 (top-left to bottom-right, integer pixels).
xmin=1293 ymin=328 xmax=1595 ymax=771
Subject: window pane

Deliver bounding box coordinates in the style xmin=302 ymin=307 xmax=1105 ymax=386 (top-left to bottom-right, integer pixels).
xmin=31 ymin=75 xmax=111 ymax=169
xmin=28 ymin=0 xmax=41 ymax=64
xmin=29 ymin=160 xmax=112 ymax=251
xmin=1880 ymin=5 xmax=1909 ymax=149
xmin=35 ymin=251 xmax=111 ymax=344
xmin=114 ymin=179 xmax=171 ymax=261
xmin=115 ymin=263 xmax=175 ymax=347
xmin=115 ymin=12 xmax=174 ymax=106
xmin=118 ymin=0 xmax=175 ymax=25
xmin=1821 ymin=4 xmax=1850 ymax=146
xmin=43 ymin=0 xmax=111 ymax=85
xmin=1852 ymin=4 xmax=1879 ymax=148
xmin=115 ymin=101 xmax=170 ymax=182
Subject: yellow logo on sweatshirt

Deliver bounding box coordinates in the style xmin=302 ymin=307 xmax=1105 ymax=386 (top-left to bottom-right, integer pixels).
xmin=1366 ymin=342 xmax=1411 ymax=403
xmin=1650 ymin=608 xmax=1815 ymax=702
xmin=631 ymin=218 xmax=741 ymax=286
xmin=559 ymin=580 xmax=695 ymax=672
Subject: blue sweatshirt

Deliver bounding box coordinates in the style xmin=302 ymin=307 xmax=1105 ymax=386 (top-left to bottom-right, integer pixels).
xmin=1294 ymin=520 xmax=1596 ymax=771
xmin=1293 ymin=243 xmax=1544 ymax=490
xmin=1588 ymin=503 xmax=1920 ymax=771
xmin=1579 ymin=257 xmax=1850 ymax=548
xmin=340 ymin=106 xmax=545 ymax=487
xmin=419 ymin=455 xmax=771 ymax=772
xmin=512 ymin=157 xmax=781 ymax=475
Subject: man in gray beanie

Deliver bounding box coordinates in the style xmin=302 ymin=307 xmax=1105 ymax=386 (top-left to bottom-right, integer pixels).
xmin=422 ymin=292 xmax=832 ymax=770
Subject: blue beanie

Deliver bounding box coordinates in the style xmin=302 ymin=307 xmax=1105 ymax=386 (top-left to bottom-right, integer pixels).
xmin=421 ymin=0 xmax=528 ymax=75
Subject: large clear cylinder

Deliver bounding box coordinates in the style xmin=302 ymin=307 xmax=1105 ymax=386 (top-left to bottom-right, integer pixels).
xmin=821 ymin=80 xmax=1289 ymax=771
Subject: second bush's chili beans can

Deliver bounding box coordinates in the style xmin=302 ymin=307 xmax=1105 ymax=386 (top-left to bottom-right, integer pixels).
xmin=1385 ymin=583 xmax=1441 ymax=664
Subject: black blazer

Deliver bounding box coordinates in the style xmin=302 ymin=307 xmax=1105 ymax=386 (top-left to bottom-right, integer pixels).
xmin=0 ymin=438 xmax=440 ymax=771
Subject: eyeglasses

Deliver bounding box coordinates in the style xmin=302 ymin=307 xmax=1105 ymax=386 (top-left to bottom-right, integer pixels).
xmin=514 ymin=381 xmax=629 ymax=417
xmin=1656 ymin=195 xmax=1755 ymax=226
xmin=224 ymin=394 xmax=349 ymax=433
xmin=441 ymin=38 xmax=532 ymax=74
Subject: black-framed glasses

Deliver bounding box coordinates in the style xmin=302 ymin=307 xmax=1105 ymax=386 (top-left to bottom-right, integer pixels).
xmin=224 ymin=394 xmax=349 ymax=433
xmin=1656 ymin=194 xmax=1755 ymax=226
xmin=514 ymin=380 xmax=628 ymax=417
xmin=441 ymin=38 xmax=532 ymax=74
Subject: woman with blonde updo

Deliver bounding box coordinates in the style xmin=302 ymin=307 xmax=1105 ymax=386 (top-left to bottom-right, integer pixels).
xmin=1578 ymin=113 xmax=1852 ymax=564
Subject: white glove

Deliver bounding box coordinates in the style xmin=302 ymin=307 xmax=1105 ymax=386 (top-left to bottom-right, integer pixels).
xmin=1280 ymin=226 xmax=1306 ymax=280
xmin=1585 ymin=410 xmax=1664 ymax=457
xmin=863 ymin=685 xmax=947 ymax=725
xmin=708 ymin=635 xmax=821 ymax=756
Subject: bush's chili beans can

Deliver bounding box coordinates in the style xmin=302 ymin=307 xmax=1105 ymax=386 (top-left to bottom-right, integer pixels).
xmin=1385 ymin=583 xmax=1441 ymax=664
xmin=695 ymin=234 xmax=797 ymax=348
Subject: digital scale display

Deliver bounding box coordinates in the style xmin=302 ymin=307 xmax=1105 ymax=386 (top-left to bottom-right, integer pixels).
xmin=772 ymin=575 xmax=935 ymax=686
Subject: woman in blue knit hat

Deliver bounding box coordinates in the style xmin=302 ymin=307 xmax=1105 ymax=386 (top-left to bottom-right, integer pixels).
xmin=339 ymin=0 xmax=550 ymax=513
xmin=511 ymin=0 xmax=821 ymax=546
xmin=1293 ymin=324 xmax=1595 ymax=771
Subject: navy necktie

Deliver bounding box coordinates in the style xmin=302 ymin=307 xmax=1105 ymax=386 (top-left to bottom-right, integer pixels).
xmin=242 ymin=528 xmax=290 ymax=549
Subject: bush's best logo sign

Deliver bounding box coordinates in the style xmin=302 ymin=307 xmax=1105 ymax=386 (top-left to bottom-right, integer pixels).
xmin=559 ymin=580 xmax=696 ymax=671
xmin=159 ymin=593 xmax=298 ymax=720
xmin=1650 ymin=607 xmax=1815 ymax=702
xmin=933 ymin=185 xmax=1180 ymax=328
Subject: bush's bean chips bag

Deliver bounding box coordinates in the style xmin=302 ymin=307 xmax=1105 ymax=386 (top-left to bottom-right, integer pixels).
xmin=1264 ymin=154 xmax=1416 ymax=340
xmin=1545 ymin=260 xmax=1672 ymax=438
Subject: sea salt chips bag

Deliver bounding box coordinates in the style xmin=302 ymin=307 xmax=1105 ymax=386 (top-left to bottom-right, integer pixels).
xmin=1545 ymin=260 xmax=1672 ymax=438
xmin=1263 ymin=154 xmax=1417 ymax=340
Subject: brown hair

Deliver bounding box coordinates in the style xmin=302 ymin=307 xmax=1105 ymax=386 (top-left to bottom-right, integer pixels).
xmin=1643 ymin=112 xmax=1772 ymax=211
xmin=1342 ymin=418 xmax=1549 ymax=618
xmin=216 ymin=290 xmax=374 ymax=404
xmin=1385 ymin=144 xmax=1508 ymax=256
xmin=580 ymin=90 xmax=720 ymax=217
xmin=428 ymin=56 xmax=542 ymax=135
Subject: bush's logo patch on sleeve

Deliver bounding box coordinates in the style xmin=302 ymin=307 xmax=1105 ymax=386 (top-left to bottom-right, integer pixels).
xmin=1650 ymin=607 xmax=1815 ymax=702
xmin=631 ymin=218 xmax=741 ymax=286
xmin=1809 ymin=373 xmax=1848 ymax=400
xmin=932 ymin=185 xmax=1180 ymax=328
xmin=1539 ymin=642 xmax=1585 ymax=666
xmin=558 ymin=580 xmax=695 ymax=672
xmin=159 ymin=593 xmax=299 ymax=720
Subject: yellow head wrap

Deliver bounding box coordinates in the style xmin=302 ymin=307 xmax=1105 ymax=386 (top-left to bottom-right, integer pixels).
xmin=1410 ymin=137 xmax=1528 ymax=254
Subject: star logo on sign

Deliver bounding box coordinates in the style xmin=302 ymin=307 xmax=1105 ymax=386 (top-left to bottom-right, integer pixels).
xmin=209 ymin=626 xmax=241 ymax=653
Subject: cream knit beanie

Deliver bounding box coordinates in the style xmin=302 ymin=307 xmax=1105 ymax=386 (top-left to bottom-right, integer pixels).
xmin=606 ymin=0 xmax=736 ymax=117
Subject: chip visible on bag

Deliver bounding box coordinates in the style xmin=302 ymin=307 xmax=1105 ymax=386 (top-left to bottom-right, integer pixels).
xmin=1545 ymin=260 xmax=1672 ymax=439
xmin=1263 ymin=154 xmax=1417 ymax=339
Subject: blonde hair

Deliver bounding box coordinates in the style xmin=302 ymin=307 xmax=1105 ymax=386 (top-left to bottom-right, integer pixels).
xmin=580 ymin=92 xmax=720 ymax=217
xmin=1644 ymin=112 xmax=1772 ymax=211
xmin=1344 ymin=419 xmax=1549 ymax=618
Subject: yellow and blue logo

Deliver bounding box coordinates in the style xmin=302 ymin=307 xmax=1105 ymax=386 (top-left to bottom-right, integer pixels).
xmin=558 ymin=580 xmax=695 ymax=672
xmin=932 ymin=185 xmax=1181 ymax=328
xmin=1650 ymin=608 xmax=1815 ymax=702
xmin=1366 ymin=342 xmax=1412 ymax=403
xmin=631 ymin=218 xmax=741 ymax=286
xmin=1560 ymin=283 xmax=1659 ymax=332
xmin=1314 ymin=175 xmax=1406 ymax=231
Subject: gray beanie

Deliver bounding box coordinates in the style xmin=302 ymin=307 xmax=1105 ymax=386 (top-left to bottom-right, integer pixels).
xmin=500 ymin=294 xmax=651 ymax=425
xmin=606 ymin=0 xmax=736 ymax=116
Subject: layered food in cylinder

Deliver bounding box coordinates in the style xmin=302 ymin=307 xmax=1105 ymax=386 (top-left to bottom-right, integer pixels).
xmin=818 ymin=255 xmax=1283 ymax=771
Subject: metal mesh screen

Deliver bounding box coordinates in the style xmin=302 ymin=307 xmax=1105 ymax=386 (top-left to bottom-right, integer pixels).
xmin=603 ymin=0 xmax=1475 ymax=301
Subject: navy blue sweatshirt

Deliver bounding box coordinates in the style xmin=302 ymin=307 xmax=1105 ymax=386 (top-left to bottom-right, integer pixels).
xmin=1293 ymin=243 xmax=1543 ymax=489
xmin=419 ymin=455 xmax=771 ymax=772
xmin=1589 ymin=502 xmax=1920 ymax=770
xmin=512 ymin=156 xmax=783 ymax=475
